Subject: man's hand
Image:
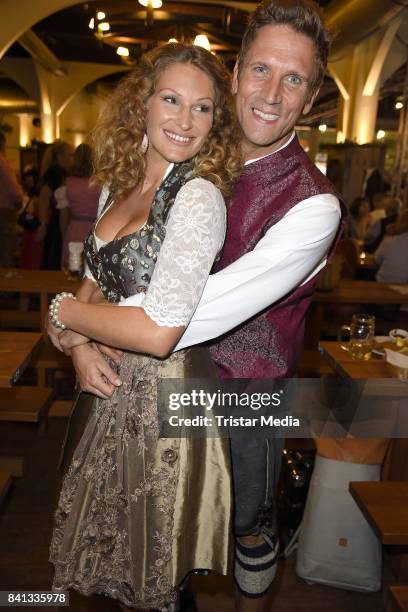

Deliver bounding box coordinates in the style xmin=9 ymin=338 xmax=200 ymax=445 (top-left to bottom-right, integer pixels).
xmin=71 ymin=343 xmax=122 ymax=399
xmin=59 ymin=329 xmax=90 ymax=355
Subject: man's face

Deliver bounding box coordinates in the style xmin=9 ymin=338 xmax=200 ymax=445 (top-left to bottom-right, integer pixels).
xmin=233 ymin=24 xmax=319 ymax=160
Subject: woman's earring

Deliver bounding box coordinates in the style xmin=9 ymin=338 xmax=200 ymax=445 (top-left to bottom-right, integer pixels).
xmin=141 ymin=133 xmax=149 ymax=153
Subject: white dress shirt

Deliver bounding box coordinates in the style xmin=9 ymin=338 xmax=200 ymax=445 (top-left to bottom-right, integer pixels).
xmin=119 ymin=133 xmax=341 ymax=350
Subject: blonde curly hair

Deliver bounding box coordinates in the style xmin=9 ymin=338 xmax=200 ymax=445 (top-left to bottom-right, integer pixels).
xmin=92 ymin=43 xmax=242 ymax=198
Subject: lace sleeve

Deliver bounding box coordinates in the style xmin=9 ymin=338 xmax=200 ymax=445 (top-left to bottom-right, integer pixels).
xmin=142 ymin=177 xmax=226 ymax=327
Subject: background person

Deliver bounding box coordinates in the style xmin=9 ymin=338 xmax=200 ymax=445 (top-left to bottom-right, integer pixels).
xmin=364 ymin=195 xmax=401 ymax=253
xmin=0 ymin=132 xmax=23 ymax=266
xmin=37 ymin=140 xmax=73 ymax=269
xmin=19 ymin=167 xmax=42 ymax=270
xmin=55 ymin=143 xmax=101 ymax=269
xmin=375 ymin=209 xmax=408 ymax=284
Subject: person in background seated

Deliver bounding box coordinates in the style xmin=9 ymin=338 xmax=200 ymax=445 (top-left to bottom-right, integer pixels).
xmin=375 ymin=209 xmax=408 ymax=284
xmin=38 ymin=140 xmax=73 ymax=270
xmin=364 ymin=195 xmax=401 ymax=253
xmin=55 ymin=143 xmax=101 ymax=269
xmin=347 ymin=197 xmax=370 ymax=241
xmin=0 ymin=132 xmax=23 ymax=266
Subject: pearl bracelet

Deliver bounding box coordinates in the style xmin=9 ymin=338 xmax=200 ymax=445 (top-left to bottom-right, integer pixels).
xmin=49 ymin=292 xmax=76 ymax=330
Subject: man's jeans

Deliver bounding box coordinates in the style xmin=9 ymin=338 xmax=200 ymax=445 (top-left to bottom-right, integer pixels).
xmin=230 ymin=432 xmax=284 ymax=537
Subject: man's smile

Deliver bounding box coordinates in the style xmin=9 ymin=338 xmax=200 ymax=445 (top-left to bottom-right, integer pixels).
xmin=252 ymin=107 xmax=280 ymax=122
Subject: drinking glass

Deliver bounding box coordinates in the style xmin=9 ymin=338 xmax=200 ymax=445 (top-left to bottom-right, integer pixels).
xmin=338 ymin=314 xmax=375 ymax=361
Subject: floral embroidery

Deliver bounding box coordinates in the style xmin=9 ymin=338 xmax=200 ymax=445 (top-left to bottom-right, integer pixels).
xmin=50 ymin=163 xmax=229 ymax=610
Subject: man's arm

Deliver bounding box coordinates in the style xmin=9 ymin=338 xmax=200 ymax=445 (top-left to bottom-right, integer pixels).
xmin=120 ymin=193 xmax=341 ymax=349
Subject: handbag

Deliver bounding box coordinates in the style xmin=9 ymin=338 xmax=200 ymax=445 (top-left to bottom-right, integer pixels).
xmin=17 ymin=198 xmax=41 ymax=232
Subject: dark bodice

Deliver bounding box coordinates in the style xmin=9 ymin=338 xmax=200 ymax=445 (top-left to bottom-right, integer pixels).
xmin=84 ymin=163 xmax=193 ymax=303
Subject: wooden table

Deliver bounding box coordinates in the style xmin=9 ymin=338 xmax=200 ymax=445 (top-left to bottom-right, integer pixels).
xmin=349 ymin=481 xmax=408 ymax=546
xmin=319 ymin=341 xmax=390 ymax=379
xmin=307 ymin=280 xmax=408 ymax=349
xmin=0 ymin=268 xmax=81 ymax=327
xmin=321 ymin=342 xmax=408 ymax=582
xmin=313 ymin=280 xmax=408 ymax=305
xmin=0 ymin=332 xmax=43 ymax=387
xmin=389 ymin=585 xmax=408 ymax=612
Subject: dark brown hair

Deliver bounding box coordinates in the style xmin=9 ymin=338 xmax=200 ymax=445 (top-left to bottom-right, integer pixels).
xmin=238 ymin=0 xmax=332 ymax=92
xmin=92 ymin=43 xmax=242 ymax=198
xmin=71 ymin=143 xmax=93 ymax=178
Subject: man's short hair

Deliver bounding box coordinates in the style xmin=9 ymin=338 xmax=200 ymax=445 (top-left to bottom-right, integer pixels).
xmin=238 ymin=0 xmax=332 ymax=92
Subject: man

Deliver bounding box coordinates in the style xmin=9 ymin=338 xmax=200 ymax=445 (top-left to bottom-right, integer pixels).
xmin=0 ymin=132 xmax=23 ymax=266
xmin=64 ymin=1 xmax=345 ymax=610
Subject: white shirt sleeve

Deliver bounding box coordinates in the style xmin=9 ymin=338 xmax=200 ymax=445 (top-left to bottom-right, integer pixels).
xmin=83 ymin=185 xmax=110 ymax=282
xmin=126 ymin=177 xmax=226 ymax=326
xmin=175 ymin=193 xmax=341 ymax=349
xmin=120 ymin=193 xmax=341 ymax=349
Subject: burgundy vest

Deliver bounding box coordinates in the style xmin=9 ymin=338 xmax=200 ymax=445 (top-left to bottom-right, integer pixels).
xmin=209 ymin=135 xmax=346 ymax=379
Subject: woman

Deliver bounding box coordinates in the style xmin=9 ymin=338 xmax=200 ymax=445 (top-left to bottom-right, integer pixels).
xmin=20 ymin=167 xmax=42 ymax=269
xmin=37 ymin=140 xmax=73 ymax=269
xmin=48 ymin=43 xmax=241 ymax=611
xmin=56 ymin=143 xmax=101 ymax=269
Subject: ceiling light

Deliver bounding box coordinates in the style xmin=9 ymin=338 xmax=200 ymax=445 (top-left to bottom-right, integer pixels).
xmin=97 ymin=11 xmax=106 ymax=20
xmin=168 ymin=37 xmax=178 ymax=43
xmin=138 ymin=0 xmax=163 ymax=8
xmin=88 ymin=17 xmax=95 ymax=29
xmin=193 ymin=34 xmax=211 ymax=51
xmin=98 ymin=22 xmax=110 ymax=32
xmin=377 ymin=130 xmax=386 ymax=140
xmin=117 ymin=46 xmax=129 ymax=57
xmin=318 ymin=124 xmax=327 ymax=133
xmin=395 ymin=101 xmax=404 ymax=110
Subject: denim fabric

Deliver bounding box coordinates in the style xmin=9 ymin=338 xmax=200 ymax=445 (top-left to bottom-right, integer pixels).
xmin=230 ymin=433 xmax=284 ymax=537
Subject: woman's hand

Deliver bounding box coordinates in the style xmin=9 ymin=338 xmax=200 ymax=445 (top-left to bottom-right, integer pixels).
xmin=94 ymin=343 xmax=123 ymax=365
xmin=46 ymin=318 xmax=64 ymax=351
xmin=71 ymin=343 xmax=122 ymax=399
xmin=59 ymin=329 xmax=90 ymax=355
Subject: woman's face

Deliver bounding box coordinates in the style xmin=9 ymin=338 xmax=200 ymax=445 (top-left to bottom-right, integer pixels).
xmin=145 ymin=62 xmax=215 ymax=166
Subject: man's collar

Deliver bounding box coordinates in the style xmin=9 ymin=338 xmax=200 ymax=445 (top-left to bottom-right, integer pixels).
xmin=244 ymin=131 xmax=296 ymax=167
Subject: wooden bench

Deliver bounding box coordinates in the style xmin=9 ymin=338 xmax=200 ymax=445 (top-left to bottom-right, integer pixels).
xmin=0 ymin=309 xmax=40 ymax=330
xmin=32 ymin=342 xmax=74 ymax=387
xmin=389 ymin=586 xmax=408 ymax=611
xmin=0 ymin=387 xmax=53 ymax=433
xmin=0 ymin=471 xmax=12 ymax=509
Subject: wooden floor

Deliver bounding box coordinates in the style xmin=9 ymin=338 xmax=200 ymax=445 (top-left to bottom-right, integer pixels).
xmin=0 ymin=417 xmax=386 ymax=612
